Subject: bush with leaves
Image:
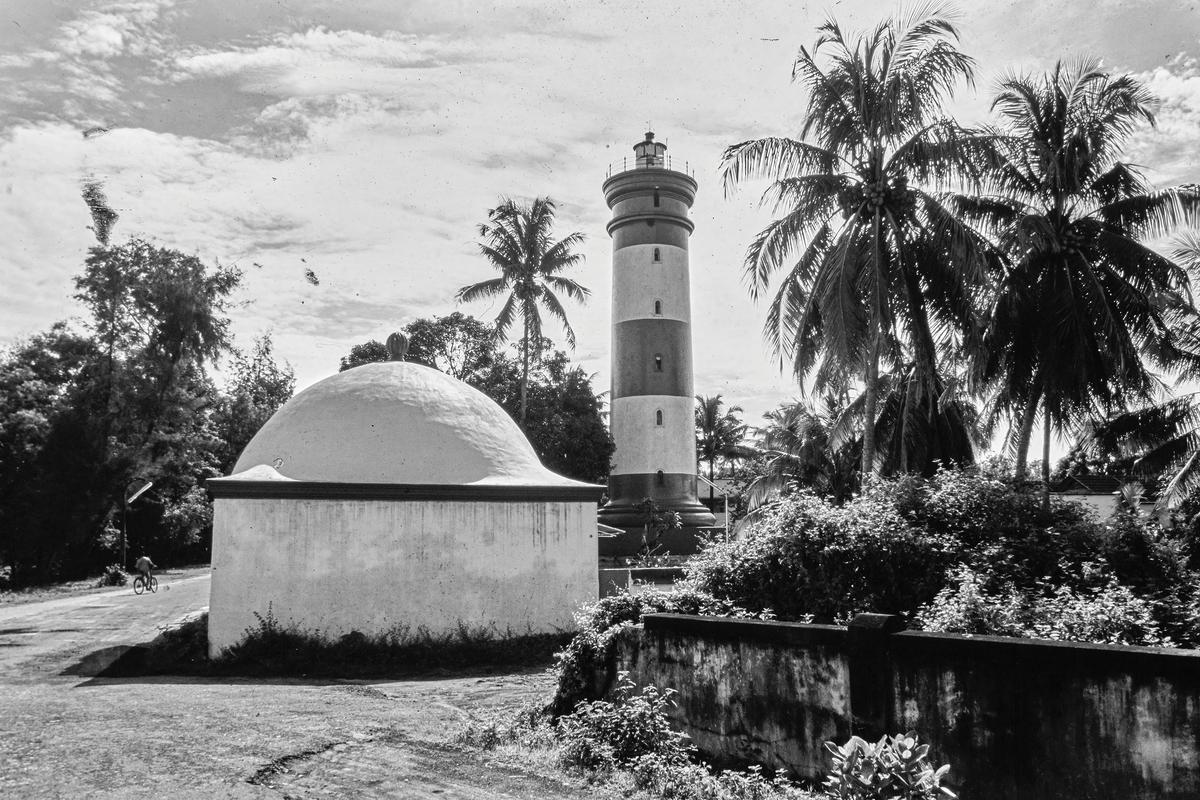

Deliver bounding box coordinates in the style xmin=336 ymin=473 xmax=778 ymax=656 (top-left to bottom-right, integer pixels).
xmin=823 ymin=733 xmax=954 ymax=800
xmin=685 ymin=467 xmax=1200 ymax=646
xmin=98 ymin=563 xmax=128 ymax=587
xmin=685 ymin=489 xmax=957 ymax=623
xmin=558 ymin=673 xmax=693 ymax=771
xmin=628 ymin=757 xmax=817 ymax=800
xmin=455 ymin=704 xmax=556 ymax=752
xmin=549 ymin=587 xmax=769 ymax=715
xmin=916 ymin=565 xmax=1171 ymax=646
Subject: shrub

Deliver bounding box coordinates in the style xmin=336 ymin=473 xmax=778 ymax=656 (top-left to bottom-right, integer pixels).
xmin=98 ymin=563 xmax=128 ymax=587
xmin=685 ymin=490 xmax=957 ymax=623
xmin=912 ymin=566 xmax=1027 ymax=637
xmin=822 ymin=733 xmax=954 ymax=800
xmin=458 ymin=677 xmax=819 ymax=799
xmin=916 ymin=565 xmax=1171 ymax=647
xmin=215 ymin=605 xmax=570 ymax=677
xmin=549 ymin=587 xmax=768 ymax=716
xmin=628 ymin=757 xmax=817 ymax=800
xmin=684 ymin=467 xmax=1200 ymax=647
xmin=0 ymin=565 xmax=11 ymax=591
xmin=456 ymin=704 xmax=556 ymax=752
xmin=558 ymin=673 xmax=692 ymax=771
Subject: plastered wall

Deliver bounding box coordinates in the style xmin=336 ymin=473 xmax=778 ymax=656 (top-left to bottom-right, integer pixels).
xmin=208 ymin=497 xmax=596 ymax=656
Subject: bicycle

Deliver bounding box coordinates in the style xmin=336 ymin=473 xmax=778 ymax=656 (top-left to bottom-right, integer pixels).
xmin=133 ymin=574 xmax=158 ymax=595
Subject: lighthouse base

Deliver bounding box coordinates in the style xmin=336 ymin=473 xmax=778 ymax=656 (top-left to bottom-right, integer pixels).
xmin=597 ymin=524 xmax=726 ymax=559
xmin=598 ymin=472 xmax=718 ymax=558
xmin=599 ymin=473 xmax=716 ymax=527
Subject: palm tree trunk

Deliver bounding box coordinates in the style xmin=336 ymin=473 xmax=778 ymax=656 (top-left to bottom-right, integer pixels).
xmin=862 ymin=212 xmax=883 ymax=478
xmin=1013 ymin=380 xmax=1043 ymax=481
xmin=709 ymin=459 xmax=715 ymax=502
xmin=1041 ymin=409 xmax=1052 ymax=513
xmin=519 ymin=314 xmax=529 ymax=425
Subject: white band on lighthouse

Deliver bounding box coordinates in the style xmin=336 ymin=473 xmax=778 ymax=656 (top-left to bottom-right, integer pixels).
xmin=612 ymin=244 xmax=692 ymax=325
xmin=609 ymin=395 xmax=696 ymax=476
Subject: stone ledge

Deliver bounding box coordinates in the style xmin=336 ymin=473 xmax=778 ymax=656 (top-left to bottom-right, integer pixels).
xmin=205 ymin=479 xmax=606 ymax=503
xmin=642 ymin=613 xmax=847 ymax=648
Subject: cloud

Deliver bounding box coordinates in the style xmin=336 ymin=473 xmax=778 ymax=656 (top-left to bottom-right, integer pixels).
xmin=52 ymin=0 xmax=176 ymax=59
xmin=172 ymin=27 xmax=471 ymax=96
xmin=1127 ymin=58 xmax=1200 ymax=183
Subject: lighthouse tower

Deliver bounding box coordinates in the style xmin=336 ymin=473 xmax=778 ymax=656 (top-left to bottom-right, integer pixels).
xmin=599 ymin=132 xmax=716 ymax=541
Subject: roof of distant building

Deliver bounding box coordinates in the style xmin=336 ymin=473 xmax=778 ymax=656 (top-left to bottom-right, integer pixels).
xmin=1051 ymin=475 xmax=1124 ymax=495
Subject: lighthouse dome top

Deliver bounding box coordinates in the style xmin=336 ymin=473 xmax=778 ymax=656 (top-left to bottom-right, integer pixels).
xmin=227 ymin=361 xmax=588 ymax=487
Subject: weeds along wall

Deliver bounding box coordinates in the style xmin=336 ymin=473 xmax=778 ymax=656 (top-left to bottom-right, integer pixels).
xmin=612 ymin=613 xmax=1200 ymax=800
xmin=205 ymin=488 xmax=599 ymax=658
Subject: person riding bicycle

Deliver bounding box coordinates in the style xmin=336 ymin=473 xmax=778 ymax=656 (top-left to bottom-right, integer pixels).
xmin=134 ymin=554 xmax=156 ymax=588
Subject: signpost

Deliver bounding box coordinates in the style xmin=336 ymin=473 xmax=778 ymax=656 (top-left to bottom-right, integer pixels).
xmin=122 ymin=478 xmax=153 ymax=569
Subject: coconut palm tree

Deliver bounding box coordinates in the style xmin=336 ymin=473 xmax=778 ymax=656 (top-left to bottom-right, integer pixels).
xmin=719 ymin=5 xmax=992 ymax=477
xmin=744 ymin=395 xmax=859 ymax=510
xmin=963 ymin=63 xmax=1200 ymax=505
xmin=456 ymin=197 xmax=588 ymax=424
xmin=1067 ymin=233 xmax=1200 ymax=509
xmin=838 ymin=362 xmax=985 ymax=475
xmin=695 ymin=394 xmax=750 ymax=501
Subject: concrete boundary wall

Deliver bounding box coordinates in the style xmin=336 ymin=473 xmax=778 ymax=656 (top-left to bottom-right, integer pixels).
xmin=613 ymin=613 xmax=1200 ymax=800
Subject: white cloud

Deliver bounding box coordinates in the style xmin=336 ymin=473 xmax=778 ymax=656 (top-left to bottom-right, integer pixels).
xmin=1127 ymin=58 xmax=1200 ymax=184
xmin=53 ymin=0 xmax=176 ymax=59
xmin=172 ymin=27 xmax=470 ymax=95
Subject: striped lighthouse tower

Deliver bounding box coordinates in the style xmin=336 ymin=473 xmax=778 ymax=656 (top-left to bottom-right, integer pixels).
xmin=599 ymin=132 xmax=716 ymax=540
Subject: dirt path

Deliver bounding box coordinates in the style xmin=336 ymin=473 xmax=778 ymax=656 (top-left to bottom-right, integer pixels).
xmin=0 ymin=573 xmax=604 ymax=799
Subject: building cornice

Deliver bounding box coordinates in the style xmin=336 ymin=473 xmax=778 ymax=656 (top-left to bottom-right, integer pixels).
xmin=206 ymin=478 xmax=606 ymax=503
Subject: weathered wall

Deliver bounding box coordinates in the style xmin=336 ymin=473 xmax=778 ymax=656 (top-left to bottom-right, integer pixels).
xmin=209 ymin=497 xmax=596 ymax=656
xmin=889 ymin=631 xmax=1200 ymax=799
xmin=615 ymin=615 xmax=851 ymax=776
xmin=614 ymin=613 xmax=1200 ymax=800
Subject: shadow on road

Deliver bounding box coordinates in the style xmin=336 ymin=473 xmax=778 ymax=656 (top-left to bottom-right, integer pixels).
xmin=60 ymin=644 xmax=143 ymax=678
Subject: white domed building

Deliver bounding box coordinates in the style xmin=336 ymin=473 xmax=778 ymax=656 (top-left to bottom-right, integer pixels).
xmin=205 ymin=359 xmax=605 ymax=657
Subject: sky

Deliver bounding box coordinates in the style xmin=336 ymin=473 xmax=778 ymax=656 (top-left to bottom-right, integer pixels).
xmin=2 ymin=0 xmax=1199 ymax=444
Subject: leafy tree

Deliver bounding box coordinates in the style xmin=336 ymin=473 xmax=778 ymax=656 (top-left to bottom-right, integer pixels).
xmin=694 ymin=395 xmax=749 ymax=501
xmin=0 ymin=240 xmax=240 ymax=582
xmin=338 ymin=340 xmax=389 ymax=371
xmin=0 ymin=325 xmax=99 ymax=582
xmin=213 ymin=333 xmax=295 ymax=473
xmin=969 ymin=62 xmax=1200 ymax=505
xmin=494 ymin=348 xmax=614 ymax=484
xmin=456 ymin=197 xmax=589 ymax=424
xmin=338 ymin=313 xmax=499 ymax=384
xmin=719 ymin=6 xmax=989 ymax=476
xmin=404 ymin=312 xmax=501 ymax=383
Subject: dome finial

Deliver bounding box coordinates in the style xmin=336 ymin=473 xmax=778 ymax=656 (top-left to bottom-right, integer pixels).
xmin=386 ymin=331 xmax=409 ymax=362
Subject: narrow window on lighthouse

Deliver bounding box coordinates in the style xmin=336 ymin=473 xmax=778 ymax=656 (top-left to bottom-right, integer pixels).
xmin=653 ymin=247 xmax=661 ymax=262
xmin=653 ymin=189 xmax=661 ymax=207
xmin=656 ymin=470 xmax=665 ymax=486
xmin=654 ymin=354 xmax=663 ymax=372
xmin=654 ymin=300 xmax=662 ymax=315
xmin=655 ymin=409 xmax=663 ymax=426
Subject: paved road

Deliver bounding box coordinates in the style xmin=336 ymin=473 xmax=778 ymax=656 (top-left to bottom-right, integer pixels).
xmin=0 ymin=571 xmax=211 ymax=683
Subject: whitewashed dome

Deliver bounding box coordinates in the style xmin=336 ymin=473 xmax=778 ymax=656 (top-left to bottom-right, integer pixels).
xmin=231 ymin=361 xmax=584 ymax=486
